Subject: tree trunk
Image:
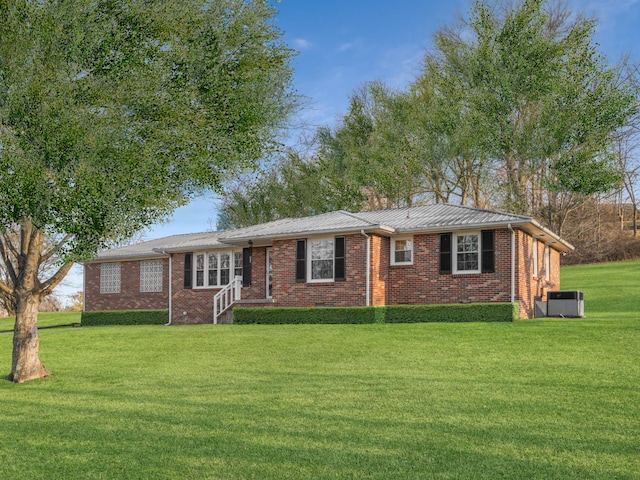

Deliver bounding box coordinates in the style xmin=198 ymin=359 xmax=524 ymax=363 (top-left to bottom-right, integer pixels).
xmin=5 ymin=221 xmax=51 ymax=383
xmin=7 ymin=293 xmax=50 ymax=383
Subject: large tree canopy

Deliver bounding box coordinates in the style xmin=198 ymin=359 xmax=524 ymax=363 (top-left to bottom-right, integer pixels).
xmin=424 ymin=0 xmax=637 ymax=217
xmin=221 ymin=0 xmax=638 ymax=235
xmin=0 ymin=0 xmax=297 ymax=382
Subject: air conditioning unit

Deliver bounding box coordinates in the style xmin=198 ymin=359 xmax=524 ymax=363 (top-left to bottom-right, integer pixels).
xmin=547 ymin=290 xmax=584 ymax=318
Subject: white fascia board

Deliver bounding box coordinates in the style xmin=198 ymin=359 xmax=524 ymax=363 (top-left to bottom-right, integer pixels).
xmin=153 ymin=243 xmax=229 ymax=253
xmin=525 ymin=219 xmax=575 ymax=252
xmin=395 ymin=221 xmax=574 ymax=252
xmin=83 ymin=252 xmax=169 ymax=264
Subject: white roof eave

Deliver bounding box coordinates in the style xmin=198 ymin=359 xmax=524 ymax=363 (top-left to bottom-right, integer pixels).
xmin=217 ymin=224 xmax=396 ymax=246
xmin=395 ymin=220 xmax=574 ymax=252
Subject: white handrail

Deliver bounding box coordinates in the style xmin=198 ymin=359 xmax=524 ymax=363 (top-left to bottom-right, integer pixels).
xmin=213 ymin=275 xmax=242 ymax=324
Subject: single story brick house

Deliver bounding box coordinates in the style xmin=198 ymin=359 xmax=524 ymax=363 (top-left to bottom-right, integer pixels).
xmin=83 ymin=204 xmax=574 ymax=322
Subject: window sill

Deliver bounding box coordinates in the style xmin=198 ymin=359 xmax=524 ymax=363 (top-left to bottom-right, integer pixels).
xmin=193 ymin=285 xmax=239 ymax=290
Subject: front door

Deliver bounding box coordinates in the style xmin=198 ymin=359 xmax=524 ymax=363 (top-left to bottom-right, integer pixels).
xmin=266 ymin=248 xmax=273 ymax=299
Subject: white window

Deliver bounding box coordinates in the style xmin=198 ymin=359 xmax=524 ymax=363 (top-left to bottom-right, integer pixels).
xmin=196 ymin=253 xmax=205 ymax=287
xmin=454 ymin=233 xmax=480 ymax=273
xmin=391 ymin=237 xmax=413 ymax=265
xmin=207 ymin=253 xmax=218 ymax=286
xmin=100 ymin=262 xmax=121 ymax=294
xmin=309 ymin=238 xmax=334 ymax=281
xmin=140 ymin=259 xmax=163 ymax=292
xmin=544 ymin=245 xmax=550 ymax=281
xmin=234 ymin=252 xmax=243 ymax=279
xmin=194 ymin=251 xmax=242 ymax=288
xmin=220 ymin=252 xmax=231 ymax=286
xmin=532 ymin=238 xmax=538 ymax=277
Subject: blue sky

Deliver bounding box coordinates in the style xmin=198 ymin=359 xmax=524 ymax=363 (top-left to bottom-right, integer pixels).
xmin=58 ymin=0 xmax=640 ymax=299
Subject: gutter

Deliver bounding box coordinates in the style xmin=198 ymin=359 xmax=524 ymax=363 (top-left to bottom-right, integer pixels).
xmin=82 ymin=263 xmax=86 ymax=312
xmin=161 ymin=251 xmax=173 ymax=326
xmin=216 ymin=225 xmax=396 ymax=247
xmin=395 ymin=220 xmax=574 ymax=253
xmin=360 ymin=230 xmax=371 ymax=307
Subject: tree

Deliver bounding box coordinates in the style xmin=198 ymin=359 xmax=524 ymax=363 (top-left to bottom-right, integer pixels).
xmin=424 ymin=0 xmax=637 ymax=219
xmin=0 ymin=227 xmax=70 ymax=316
xmin=66 ymin=291 xmax=84 ymax=312
xmin=219 ymin=148 xmax=365 ymax=228
xmin=0 ymin=0 xmax=296 ymax=383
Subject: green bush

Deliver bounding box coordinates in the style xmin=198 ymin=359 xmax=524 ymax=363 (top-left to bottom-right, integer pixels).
xmin=233 ymin=303 xmax=517 ymax=325
xmin=81 ymin=310 xmax=168 ymax=326
xmin=384 ymin=303 xmax=518 ymax=323
xmin=233 ymin=306 xmax=380 ymax=325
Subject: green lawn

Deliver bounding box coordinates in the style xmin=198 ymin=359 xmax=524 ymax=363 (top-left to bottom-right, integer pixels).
xmin=0 ymin=262 xmax=638 ymax=479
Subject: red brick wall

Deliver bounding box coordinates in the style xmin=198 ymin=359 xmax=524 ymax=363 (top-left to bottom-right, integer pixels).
xmin=84 ymin=259 xmax=169 ymax=311
xmin=515 ymin=232 xmax=561 ymax=318
xmin=385 ymin=231 xmax=512 ymax=307
xmin=271 ymin=234 xmax=369 ymax=307
xmin=170 ymin=248 xmax=271 ymax=324
xmin=85 ymin=228 xmax=564 ymax=322
xmin=370 ymin=234 xmax=389 ymax=306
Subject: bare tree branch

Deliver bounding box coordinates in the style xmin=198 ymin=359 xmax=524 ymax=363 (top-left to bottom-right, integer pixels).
xmin=39 ymin=233 xmax=73 ymax=264
xmin=40 ymin=262 xmax=75 ymax=297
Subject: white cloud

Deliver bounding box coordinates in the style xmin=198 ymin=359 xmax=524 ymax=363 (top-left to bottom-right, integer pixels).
xmin=292 ymin=38 xmax=312 ymax=50
xmin=338 ymin=42 xmax=355 ymax=53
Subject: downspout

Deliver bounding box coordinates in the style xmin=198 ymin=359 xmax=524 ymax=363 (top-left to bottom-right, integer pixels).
xmin=162 ymin=251 xmax=172 ymax=326
xmin=360 ymin=230 xmax=371 ymax=307
xmin=507 ymin=224 xmax=515 ymax=304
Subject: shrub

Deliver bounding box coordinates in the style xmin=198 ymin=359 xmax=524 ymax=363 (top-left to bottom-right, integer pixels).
xmin=384 ymin=303 xmax=518 ymax=323
xmin=81 ymin=310 xmax=168 ymax=326
xmin=233 ymin=303 xmax=518 ymax=325
xmin=232 ymin=306 xmax=380 ymax=325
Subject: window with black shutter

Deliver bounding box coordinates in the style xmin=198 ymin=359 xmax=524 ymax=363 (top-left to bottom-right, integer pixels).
xmin=334 ymin=236 xmax=346 ymax=281
xmin=183 ymin=253 xmax=193 ymax=289
xmin=295 ymin=239 xmax=306 ymax=282
xmin=439 ymin=233 xmax=452 ymax=274
xmin=481 ymin=230 xmax=495 ymax=273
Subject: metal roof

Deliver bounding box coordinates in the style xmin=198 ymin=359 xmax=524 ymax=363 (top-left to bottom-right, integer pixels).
xmin=345 ymin=204 xmax=532 ymax=232
xmin=87 ymin=204 xmax=573 ymax=262
xmin=91 ymin=232 xmax=217 ymax=261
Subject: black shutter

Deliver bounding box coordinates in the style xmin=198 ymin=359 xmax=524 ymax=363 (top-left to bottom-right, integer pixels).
xmin=242 ymin=247 xmax=252 ymax=287
xmin=184 ymin=253 xmax=193 ymax=289
xmin=440 ymin=233 xmax=452 ymax=274
xmin=481 ymin=230 xmax=495 ymax=273
xmin=335 ymin=236 xmax=346 ymax=281
xmin=295 ymin=239 xmax=306 ymax=283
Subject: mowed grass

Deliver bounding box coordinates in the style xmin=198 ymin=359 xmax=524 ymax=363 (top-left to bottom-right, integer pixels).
xmin=0 ymin=262 xmax=638 ymax=479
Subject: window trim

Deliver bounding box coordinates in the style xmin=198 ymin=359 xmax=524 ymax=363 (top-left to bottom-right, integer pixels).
xmin=193 ymin=250 xmax=243 ymax=289
xmin=307 ymin=236 xmax=335 ymax=283
xmin=544 ymin=245 xmax=550 ymax=282
xmin=453 ymin=232 xmax=481 ymax=274
xmin=391 ymin=236 xmax=414 ymax=266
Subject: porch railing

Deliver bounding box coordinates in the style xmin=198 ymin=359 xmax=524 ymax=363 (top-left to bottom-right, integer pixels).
xmin=213 ymin=275 xmax=242 ymax=324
